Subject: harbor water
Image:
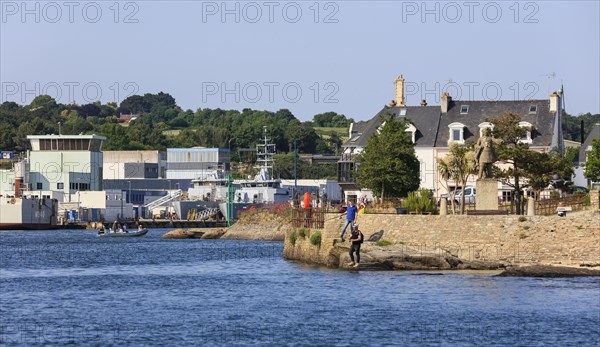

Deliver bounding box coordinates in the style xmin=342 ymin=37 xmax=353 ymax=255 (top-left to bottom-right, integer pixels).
xmin=1 ymin=230 xmax=599 ymax=346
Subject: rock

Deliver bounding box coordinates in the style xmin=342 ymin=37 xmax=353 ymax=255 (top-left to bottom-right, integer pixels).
xmin=163 ymin=229 xmax=192 ymax=239
xmin=201 ymin=228 xmax=226 ymax=239
xmin=367 ymin=230 xmax=384 ymax=242
xmin=498 ymin=265 xmax=600 ymax=277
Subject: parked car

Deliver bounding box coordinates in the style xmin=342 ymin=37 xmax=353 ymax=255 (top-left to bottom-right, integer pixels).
xmin=569 ymin=186 xmax=589 ymax=194
xmin=439 ymin=186 xmax=476 ymax=205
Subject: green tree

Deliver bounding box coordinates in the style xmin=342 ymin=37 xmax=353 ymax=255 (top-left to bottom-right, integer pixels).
xmin=584 ymin=138 xmax=600 ymax=182
xmin=562 ymin=112 xmax=600 ymax=142
xmin=525 ymin=148 xmax=574 ymax=199
xmin=436 ymin=143 xmax=476 ymax=214
xmin=491 ymin=112 xmax=573 ymax=213
xmin=491 ymin=112 xmax=533 ymax=214
xmin=355 ymin=111 xmax=420 ymax=201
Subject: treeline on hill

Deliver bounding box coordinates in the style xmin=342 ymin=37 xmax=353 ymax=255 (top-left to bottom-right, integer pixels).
xmin=1 ymin=92 xmax=598 ymax=174
xmin=0 ymin=93 xmax=351 ymax=179
xmin=0 ymin=92 xmax=351 ymax=154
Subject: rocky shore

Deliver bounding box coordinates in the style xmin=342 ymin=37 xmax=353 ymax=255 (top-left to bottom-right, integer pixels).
xmin=160 ymin=208 xmax=600 ymax=277
xmin=162 ymin=209 xmax=292 ymax=241
xmin=284 ymin=210 xmax=600 ymax=277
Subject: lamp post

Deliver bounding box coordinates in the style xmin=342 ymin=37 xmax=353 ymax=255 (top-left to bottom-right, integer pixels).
xmin=228 ymin=138 xmax=234 ymax=170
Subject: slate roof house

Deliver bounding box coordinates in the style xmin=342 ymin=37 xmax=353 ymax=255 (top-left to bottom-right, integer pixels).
xmin=573 ymin=123 xmax=600 ymax=188
xmin=338 ymin=75 xmax=565 ymax=201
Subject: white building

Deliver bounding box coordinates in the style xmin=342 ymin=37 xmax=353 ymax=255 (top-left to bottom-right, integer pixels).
xmin=166 ymin=147 xmax=230 ymax=179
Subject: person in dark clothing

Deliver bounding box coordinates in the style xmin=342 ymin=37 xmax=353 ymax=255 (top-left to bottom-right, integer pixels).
xmin=348 ymin=224 xmax=362 ymax=268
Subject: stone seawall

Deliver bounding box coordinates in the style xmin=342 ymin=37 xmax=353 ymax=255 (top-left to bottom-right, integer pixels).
xmin=284 ymin=210 xmax=600 ymax=269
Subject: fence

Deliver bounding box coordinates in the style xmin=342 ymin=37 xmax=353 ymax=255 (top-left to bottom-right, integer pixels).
xmin=291 ymin=208 xmax=326 ymax=229
xmin=534 ymin=194 xmax=589 ymax=216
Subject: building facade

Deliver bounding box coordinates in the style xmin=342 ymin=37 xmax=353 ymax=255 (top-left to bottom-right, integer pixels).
xmin=338 ymin=75 xmax=565 ymax=201
xmin=27 ymin=135 xmax=106 ymax=195
xmin=166 ymin=148 xmax=230 ymax=179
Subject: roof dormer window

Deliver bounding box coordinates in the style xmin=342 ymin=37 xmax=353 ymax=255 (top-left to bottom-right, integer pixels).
xmin=460 ymin=105 xmax=469 ymax=114
xmin=448 ymin=122 xmax=466 ymax=144
xmin=518 ymin=121 xmax=533 ymax=144
xmin=478 ymin=122 xmax=494 ymax=137
xmin=405 ymin=123 xmax=417 ymax=143
xmin=399 ymin=109 xmax=407 ymax=116
xmin=529 ymin=105 xmax=537 ymax=114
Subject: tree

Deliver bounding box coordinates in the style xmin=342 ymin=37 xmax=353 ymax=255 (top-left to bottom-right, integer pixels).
xmin=436 ymin=143 xmax=476 ymax=214
xmin=525 ymin=148 xmax=574 ymax=199
xmin=584 ymin=138 xmax=600 ymax=182
xmin=355 ymin=111 xmax=420 ymax=201
xmin=491 ymin=112 xmax=536 ymax=214
xmin=491 ymin=112 xmax=573 ymax=213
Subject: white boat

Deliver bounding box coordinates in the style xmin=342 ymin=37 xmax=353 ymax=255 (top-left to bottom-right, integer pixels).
xmin=0 ymin=195 xmax=58 ymax=230
xmin=174 ymin=126 xmax=290 ymax=221
xmin=219 ymin=126 xmax=290 ymax=220
xmin=97 ymin=228 xmax=148 ymax=237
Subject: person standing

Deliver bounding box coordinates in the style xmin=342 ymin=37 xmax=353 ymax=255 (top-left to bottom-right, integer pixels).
xmin=348 ymin=224 xmax=363 ymax=268
xmin=340 ymin=200 xmax=358 ymax=240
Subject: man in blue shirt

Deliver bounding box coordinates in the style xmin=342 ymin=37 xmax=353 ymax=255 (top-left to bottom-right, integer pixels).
xmin=340 ymin=200 xmax=358 ymax=241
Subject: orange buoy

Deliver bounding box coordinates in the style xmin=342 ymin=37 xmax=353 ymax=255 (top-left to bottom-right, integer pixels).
xmin=303 ymin=192 xmax=311 ymax=209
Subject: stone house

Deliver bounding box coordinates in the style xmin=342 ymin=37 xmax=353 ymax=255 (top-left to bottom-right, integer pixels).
xmin=338 ymin=75 xmax=565 ymax=202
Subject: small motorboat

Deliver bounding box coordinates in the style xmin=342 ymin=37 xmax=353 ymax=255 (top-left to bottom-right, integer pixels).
xmin=97 ymin=229 xmax=148 ymax=237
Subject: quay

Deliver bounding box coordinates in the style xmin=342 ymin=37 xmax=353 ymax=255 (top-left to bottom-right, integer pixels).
xmin=83 ymin=219 xmax=228 ymax=230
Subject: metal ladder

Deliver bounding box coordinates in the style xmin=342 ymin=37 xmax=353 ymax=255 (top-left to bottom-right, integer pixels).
xmin=144 ymin=190 xmax=182 ymax=210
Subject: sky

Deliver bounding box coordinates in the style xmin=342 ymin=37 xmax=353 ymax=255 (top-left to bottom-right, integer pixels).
xmin=1 ymin=0 xmax=599 ymax=121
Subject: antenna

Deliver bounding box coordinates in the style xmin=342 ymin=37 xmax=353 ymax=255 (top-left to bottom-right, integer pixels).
xmin=540 ymin=72 xmax=556 ymax=94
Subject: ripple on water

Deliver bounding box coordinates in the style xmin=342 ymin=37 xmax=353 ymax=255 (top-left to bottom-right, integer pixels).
xmin=1 ymin=230 xmax=599 ymax=346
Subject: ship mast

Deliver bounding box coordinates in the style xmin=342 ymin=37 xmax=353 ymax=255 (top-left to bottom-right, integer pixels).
xmin=255 ymin=126 xmax=275 ymax=178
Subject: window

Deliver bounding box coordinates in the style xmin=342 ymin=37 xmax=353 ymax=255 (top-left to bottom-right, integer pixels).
xmin=448 ymin=122 xmax=466 ymax=144
xmin=399 ymin=109 xmax=407 ymax=116
xmin=57 ymin=183 xmax=64 ymax=189
xmin=529 ymin=105 xmax=537 ymax=114
xmin=36 ymin=183 xmax=42 ymax=190
xmin=452 ymin=129 xmax=461 ymax=141
xmin=460 ymin=105 xmax=469 ymax=114
xmin=518 ymin=121 xmax=533 ymax=144
xmin=405 ymin=124 xmax=417 ymax=143
xmin=478 ymin=122 xmax=494 ymax=137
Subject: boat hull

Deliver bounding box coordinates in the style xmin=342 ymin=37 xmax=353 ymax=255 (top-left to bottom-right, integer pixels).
xmin=0 ymin=196 xmax=58 ymax=230
xmin=97 ymin=229 xmax=148 ymax=237
xmin=0 ymin=223 xmax=58 ymax=230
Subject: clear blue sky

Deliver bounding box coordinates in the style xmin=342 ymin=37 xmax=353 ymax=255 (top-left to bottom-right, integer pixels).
xmin=1 ymin=0 xmax=598 ymax=121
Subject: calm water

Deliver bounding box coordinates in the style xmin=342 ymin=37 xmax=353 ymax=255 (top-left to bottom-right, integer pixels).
xmin=0 ymin=230 xmax=599 ymax=346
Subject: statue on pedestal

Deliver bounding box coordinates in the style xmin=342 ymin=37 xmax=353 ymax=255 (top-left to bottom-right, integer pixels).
xmin=475 ymin=128 xmax=496 ymax=179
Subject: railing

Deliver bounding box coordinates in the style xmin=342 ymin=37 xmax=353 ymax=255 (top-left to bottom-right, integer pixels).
xmin=340 ymin=153 xmax=355 ymax=161
xmin=291 ymin=208 xmax=326 ymax=229
xmin=144 ymin=189 xmax=182 ymax=209
xmin=534 ymin=194 xmax=589 ymax=216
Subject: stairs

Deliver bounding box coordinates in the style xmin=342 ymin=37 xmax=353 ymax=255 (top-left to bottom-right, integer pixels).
xmin=144 ymin=190 xmax=182 ymax=210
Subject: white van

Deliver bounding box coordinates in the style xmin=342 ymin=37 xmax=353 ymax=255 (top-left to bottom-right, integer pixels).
xmin=440 ymin=186 xmax=476 ymax=205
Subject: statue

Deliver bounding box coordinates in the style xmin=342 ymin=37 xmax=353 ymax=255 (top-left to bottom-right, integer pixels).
xmin=475 ymin=128 xmax=496 ymax=179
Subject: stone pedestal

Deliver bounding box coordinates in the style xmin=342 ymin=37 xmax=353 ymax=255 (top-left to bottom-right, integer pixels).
xmin=439 ymin=198 xmax=447 ymax=215
xmin=527 ymin=197 xmax=536 ymax=216
xmin=476 ymin=179 xmax=498 ymax=210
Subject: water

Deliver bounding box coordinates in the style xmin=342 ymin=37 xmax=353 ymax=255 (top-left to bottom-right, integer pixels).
xmin=1 ymin=230 xmax=599 ymax=346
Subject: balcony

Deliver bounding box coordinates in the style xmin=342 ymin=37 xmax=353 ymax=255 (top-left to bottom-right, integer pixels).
xmin=339 ymin=153 xmax=356 ymax=162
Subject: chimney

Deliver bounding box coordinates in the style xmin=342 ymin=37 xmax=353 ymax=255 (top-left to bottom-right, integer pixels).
xmin=549 ymin=91 xmax=559 ymax=112
xmin=441 ymin=92 xmax=451 ymax=113
xmin=420 ymin=99 xmax=427 ymax=106
xmin=395 ymin=75 xmax=405 ymax=107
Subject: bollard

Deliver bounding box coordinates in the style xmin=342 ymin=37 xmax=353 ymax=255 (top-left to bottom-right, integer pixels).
xmin=527 ymin=197 xmax=535 ymax=216
xmin=440 ymin=198 xmax=447 ymax=216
